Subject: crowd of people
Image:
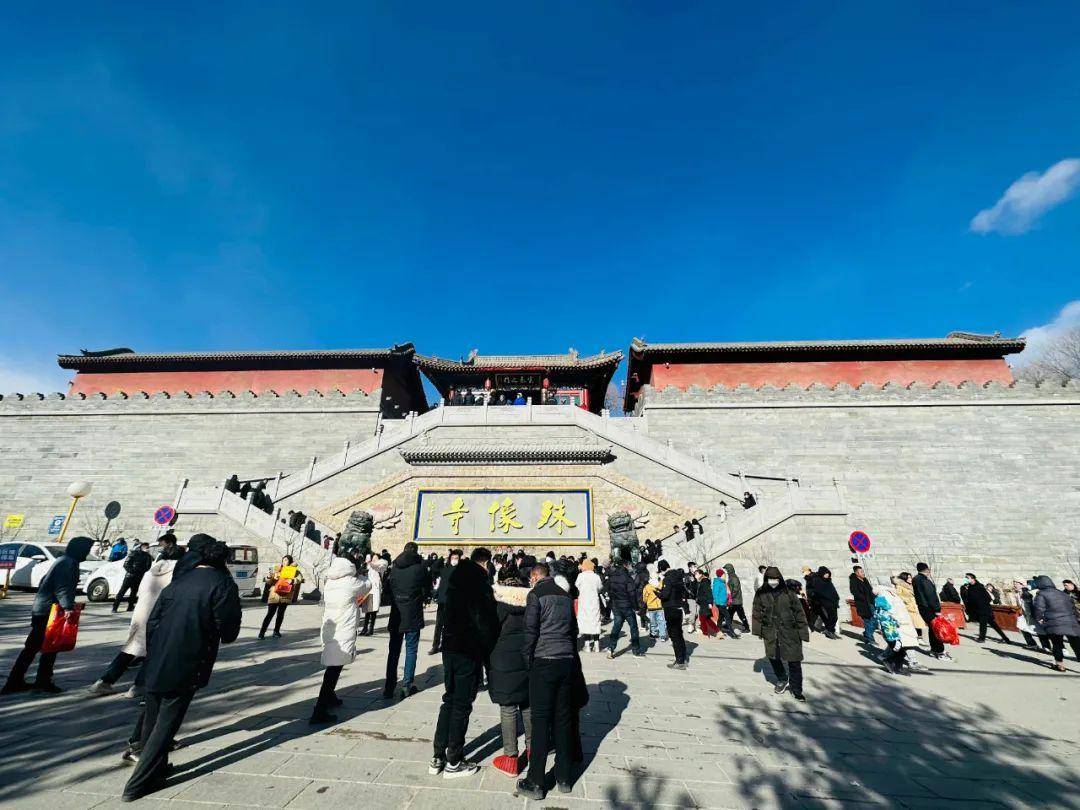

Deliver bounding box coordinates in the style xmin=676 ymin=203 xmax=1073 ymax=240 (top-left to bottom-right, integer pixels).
xmin=445 ymin=388 xmax=575 ymax=407
xmin=3 ymin=530 xmax=1080 ymax=802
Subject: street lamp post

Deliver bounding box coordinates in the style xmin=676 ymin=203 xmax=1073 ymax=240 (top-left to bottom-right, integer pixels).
xmin=57 ymin=481 xmax=93 ymax=543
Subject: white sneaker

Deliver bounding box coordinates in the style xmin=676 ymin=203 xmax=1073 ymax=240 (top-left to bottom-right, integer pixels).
xmin=935 ymin=652 xmax=955 ymax=662
xmin=124 ymin=684 xmax=144 ymax=699
xmin=443 ymin=759 xmax=480 ymax=779
xmin=88 ymin=679 xmax=115 ymax=696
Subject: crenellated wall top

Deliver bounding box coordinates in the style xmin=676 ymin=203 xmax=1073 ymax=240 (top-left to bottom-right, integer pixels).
xmin=638 ymin=378 xmax=1080 ymax=409
xmin=0 ymin=388 xmax=382 ymax=414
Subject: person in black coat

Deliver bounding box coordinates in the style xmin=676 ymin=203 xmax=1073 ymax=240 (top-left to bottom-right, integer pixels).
xmin=963 ymin=573 xmax=1010 ymax=643
xmin=384 ymin=542 xmax=429 ymax=699
xmin=694 ymin=571 xmax=719 ymax=636
xmin=515 ymin=562 xmax=580 ymax=800
xmin=430 ymin=551 xmax=460 ymax=654
xmin=3 ymin=536 xmax=92 ymax=695
xmin=657 ymin=562 xmax=688 ymax=669
xmin=432 ymin=547 xmax=499 ymax=778
xmin=807 ymin=567 xmax=840 ymax=639
xmin=848 ymin=566 xmax=876 ymax=645
xmin=488 ymin=569 xmax=531 ymax=778
xmin=752 ymin=567 xmax=809 ymax=701
xmin=939 ymin=578 xmax=961 ymax=604
xmin=113 ymin=542 xmax=153 ymax=613
xmin=122 ymin=535 xmax=241 ymax=802
xmin=605 ymin=557 xmax=643 ymax=657
xmin=913 ymin=562 xmax=951 ymax=661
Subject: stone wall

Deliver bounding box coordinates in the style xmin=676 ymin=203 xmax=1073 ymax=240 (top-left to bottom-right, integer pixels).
xmin=639 ymin=380 xmax=1080 ymax=583
xmin=0 ymin=390 xmax=382 ymax=544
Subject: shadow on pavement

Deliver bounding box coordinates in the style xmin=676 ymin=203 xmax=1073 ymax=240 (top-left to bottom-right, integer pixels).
xmin=713 ymin=664 xmax=1078 ymax=807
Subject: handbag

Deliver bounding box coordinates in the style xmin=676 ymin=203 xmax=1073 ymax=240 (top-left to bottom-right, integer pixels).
xmin=274 ymin=578 xmax=294 ymax=596
xmin=42 ymin=604 xmax=83 ymax=653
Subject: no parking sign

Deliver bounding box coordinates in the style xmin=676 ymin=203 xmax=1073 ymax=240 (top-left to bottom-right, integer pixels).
xmin=154 ymin=505 xmax=176 ymax=526
xmin=848 ymin=530 xmax=872 ymax=554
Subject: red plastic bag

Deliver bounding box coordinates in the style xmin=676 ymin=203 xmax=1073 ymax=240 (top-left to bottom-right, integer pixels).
xmin=931 ymin=615 xmax=960 ymax=646
xmin=42 ymin=604 xmax=83 ymax=653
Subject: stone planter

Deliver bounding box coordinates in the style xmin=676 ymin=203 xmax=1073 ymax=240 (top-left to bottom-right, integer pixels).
xmin=941 ymin=601 xmax=966 ymax=629
xmin=992 ymin=604 xmax=1020 ymax=632
xmin=847 ymin=598 xmax=967 ymax=629
xmin=846 ymin=599 xmax=866 ymax=627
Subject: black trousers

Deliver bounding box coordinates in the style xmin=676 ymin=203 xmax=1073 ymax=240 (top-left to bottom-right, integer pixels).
xmin=102 ymin=651 xmax=143 ymax=685
xmin=922 ymin=612 xmax=945 ymax=654
xmin=314 ymin=665 xmax=343 ymax=714
xmin=526 ymin=658 xmax=575 ymax=787
xmin=432 ymin=605 xmax=446 ymax=649
xmin=4 ymin=614 xmax=56 ymax=688
xmin=977 ymin=616 xmax=1009 ymax=642
xmin=1048 ymin=634 xmax=1080 ymax=663
xmin=123 ymin=689 xmax=195 ymax=800
xmin=816 ymin=603 xmax=838 ymax=633
xmin=113 ymin=575 xmax=143 ymax=611
xmin=730 ymin=604 xmax=749 ymax=630
xmin=260 ymin=603 xmax=287 ymax=636
xmin=1022 ymin=631 xmax=1052 ymax=650
xmin=433 ymin=652 xmax=481 ymax=764
xmin=362 ymin=612 xmax=377 ymax=635
xmin=769 ymin=658 xmax=803 ymax=694
xmin=663 ymin=606 xmax=686 ymax=664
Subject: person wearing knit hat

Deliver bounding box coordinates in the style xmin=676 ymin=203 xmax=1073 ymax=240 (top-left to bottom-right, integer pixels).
xmin=751 ymin=566 xmax=810 ymax=701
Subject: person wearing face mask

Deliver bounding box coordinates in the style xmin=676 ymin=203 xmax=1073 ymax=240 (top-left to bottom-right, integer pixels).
xmin=751 ymin=567 xmax=809 ymax=702
xmin=430 ymin=550 xmax=461 ymax=654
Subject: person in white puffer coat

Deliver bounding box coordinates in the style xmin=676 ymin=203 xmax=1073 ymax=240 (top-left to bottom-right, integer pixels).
xmin=360 ymin=556 xmax=387 ymax=636
xmin=311 ymin=556 xmax=370 ymax=724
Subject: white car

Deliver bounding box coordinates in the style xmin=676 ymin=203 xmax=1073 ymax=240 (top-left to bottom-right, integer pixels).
xmin=0 ymin=541 xmax=105 ymax=592
xmin=83 ymin=542 xmax=263 ymax=602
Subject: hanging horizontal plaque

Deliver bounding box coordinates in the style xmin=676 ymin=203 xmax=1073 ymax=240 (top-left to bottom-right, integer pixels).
xmin=413 ymin=489 xmax=593 ymax=545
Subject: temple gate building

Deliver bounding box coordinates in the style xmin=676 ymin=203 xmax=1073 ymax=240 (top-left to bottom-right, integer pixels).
xmin=1 ymin=331 xmax=1076 ymax=590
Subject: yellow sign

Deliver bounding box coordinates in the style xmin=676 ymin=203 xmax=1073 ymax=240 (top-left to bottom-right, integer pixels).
xmin=441 ymin=497 xmax=470 ymax=536
xmin=278 ymin=565 xmax=298 ymax=579
xmin=537 ymin=499 xmax=577 ymax=535
xmin=414 ymin=489 xmax=592 ymax=545
xmin=488 ymin=497 xmax=524 ymax=534
xmin=3 ymin=514 xmax=24 ymax=530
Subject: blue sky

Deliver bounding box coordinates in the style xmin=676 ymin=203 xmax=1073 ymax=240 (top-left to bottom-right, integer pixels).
xmin=1 ymin=2 xmax=1078 ymax=394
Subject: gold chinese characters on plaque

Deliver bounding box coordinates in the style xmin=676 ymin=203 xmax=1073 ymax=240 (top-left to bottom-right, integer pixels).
xmin=413 ymin=489 xmax=593 ymax=546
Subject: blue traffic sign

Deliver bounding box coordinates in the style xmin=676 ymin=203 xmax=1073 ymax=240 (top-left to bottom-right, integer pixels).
xmin=48 ymin=515 xmax=65 ymax=535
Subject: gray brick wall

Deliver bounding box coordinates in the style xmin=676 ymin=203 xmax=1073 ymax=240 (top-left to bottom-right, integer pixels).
xmin=640 ymin=380 xmax=1080 ymax=583
xmin=0 ymin=390 xmax=381 ymax=541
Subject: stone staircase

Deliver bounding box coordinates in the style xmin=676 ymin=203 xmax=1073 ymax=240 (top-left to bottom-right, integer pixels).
xmin=175 ymin=485 xmax=334 ymax=580
xmin=661 ymin=484 xmax=847 ymax=570
xmin=171 ymin=403 xmax=787 ymax=576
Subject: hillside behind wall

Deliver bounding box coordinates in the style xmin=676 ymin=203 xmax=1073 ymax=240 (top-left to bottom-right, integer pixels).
xmin=0 ymin=390 xmax=382 ymax=544
xmin=640 ymin=380 xmax=1080 ymax=583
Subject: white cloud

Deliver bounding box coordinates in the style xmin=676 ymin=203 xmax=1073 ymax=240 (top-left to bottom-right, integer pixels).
xmin=970 ymin=158 xmax=1080 ymax=235
xmin=0 ymin=354 xmax=70 ymax=394
xmin=1011 ymin=299 xmax=1080 ymax=365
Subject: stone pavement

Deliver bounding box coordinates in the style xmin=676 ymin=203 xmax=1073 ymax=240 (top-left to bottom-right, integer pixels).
xmin=1 ymin=592 xmax=1078 ymax=809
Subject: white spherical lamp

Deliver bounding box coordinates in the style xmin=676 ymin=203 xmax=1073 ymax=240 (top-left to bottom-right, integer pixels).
xmin=67 ymin=481 xmax=93 ymax=499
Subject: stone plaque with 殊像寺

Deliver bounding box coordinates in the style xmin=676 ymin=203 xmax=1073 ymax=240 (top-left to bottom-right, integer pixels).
xmin=412 ymin=489 xmax=593 ymax=545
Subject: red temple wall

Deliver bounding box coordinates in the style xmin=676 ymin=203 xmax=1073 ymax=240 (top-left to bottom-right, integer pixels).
xmin=68 ymin=368 xmax=385 ymax=396
xmin=648 ymin=358 xmax=1014 ymax=391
